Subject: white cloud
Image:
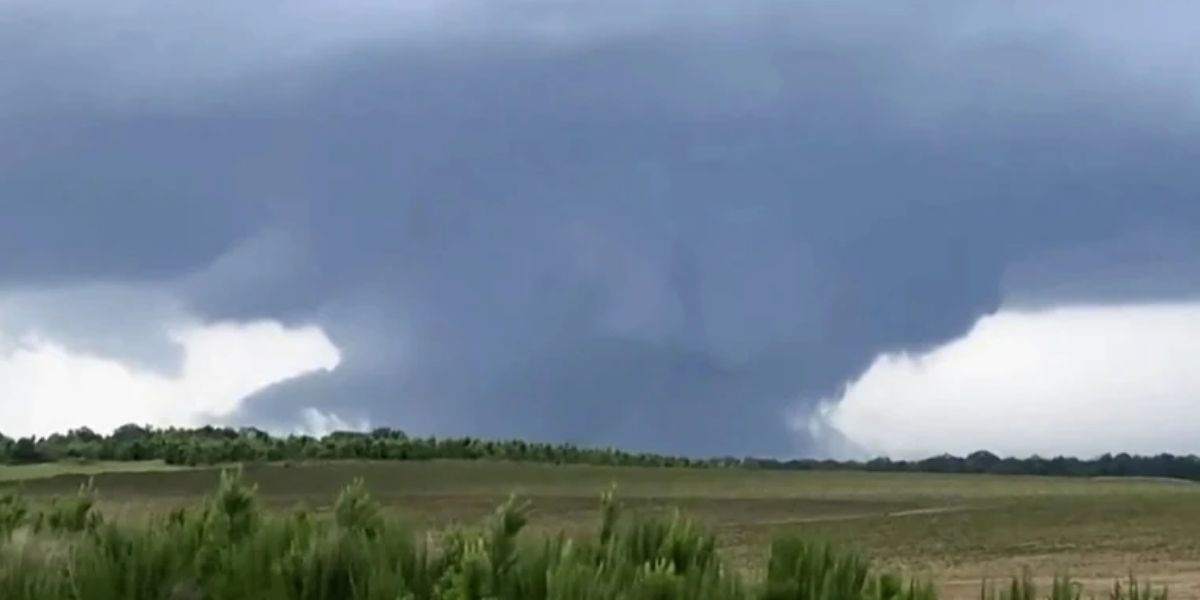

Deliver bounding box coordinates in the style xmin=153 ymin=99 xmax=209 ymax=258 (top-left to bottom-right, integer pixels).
xmin=809 ymin=303 xmax=1200 ymax=459
xmin=0 ymin=319 xmax=340 ymax=438
xmin=297 ymin=407 xmax=370 ymax=438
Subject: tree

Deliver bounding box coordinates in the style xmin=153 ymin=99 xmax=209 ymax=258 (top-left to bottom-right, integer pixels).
xmin=67 ymin=427 xmax=102 ymax=444
xmin=10 ymin=437 xmax=44 ymax=464
xmin=964 ymin=450 xmax=1000 ymax=473
xmin=112 ymin=423 xmax=151 ymax=443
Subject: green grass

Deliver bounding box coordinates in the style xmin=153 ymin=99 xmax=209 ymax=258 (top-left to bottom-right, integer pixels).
xmin=5 ymin=460 xmax=1199 ymax=598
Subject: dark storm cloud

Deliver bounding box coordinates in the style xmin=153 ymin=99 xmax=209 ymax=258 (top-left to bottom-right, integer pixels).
xmin=3 ymin=1 xmax=1200 ymax=455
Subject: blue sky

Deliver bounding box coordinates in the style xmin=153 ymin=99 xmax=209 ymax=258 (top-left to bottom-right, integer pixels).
xmin=2 ymin=1 xmax=1199 ymax=457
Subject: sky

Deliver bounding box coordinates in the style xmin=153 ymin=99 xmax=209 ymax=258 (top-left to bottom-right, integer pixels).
xmin=2 ymin=1 xmax=1199 ymax=458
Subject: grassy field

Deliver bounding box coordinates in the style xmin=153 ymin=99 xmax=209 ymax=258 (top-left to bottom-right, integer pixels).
xmin=4 ymin=460 xmax=1199 ymax=598
xmin=0 ymin=460 xmax=185 ymax=482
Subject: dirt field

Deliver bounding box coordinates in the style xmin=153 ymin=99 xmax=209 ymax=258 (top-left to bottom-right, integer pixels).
xmin=5 ymin=460 xmax=1199 ymax=598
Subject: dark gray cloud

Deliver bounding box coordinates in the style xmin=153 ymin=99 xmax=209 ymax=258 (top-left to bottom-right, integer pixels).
xmin=3 ymin=1 xmax=1199 ymax=455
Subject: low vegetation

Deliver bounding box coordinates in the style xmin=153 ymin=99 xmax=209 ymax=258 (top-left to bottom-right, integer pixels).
xmin=7 ymin=426 xmax=1200 ymax=484
xmin=0 ymin=470 xmax=1173 ymax=599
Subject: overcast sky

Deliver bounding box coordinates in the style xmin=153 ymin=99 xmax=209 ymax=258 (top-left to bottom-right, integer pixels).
xmin=2 ymin=1 xmax=1199 ymax=458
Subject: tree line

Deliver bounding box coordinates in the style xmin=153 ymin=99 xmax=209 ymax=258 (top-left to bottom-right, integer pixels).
xmin=4 ymin=425 xmax=1200 ymax=481
xmin=744 ymin=450 xmax=1200 ymax=480
xmin=0 ymin=425 xmax=723 ymax=468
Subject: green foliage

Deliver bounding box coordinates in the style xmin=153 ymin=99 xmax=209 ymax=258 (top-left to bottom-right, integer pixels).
xmin=0 ymin=424 xmax=726 ymax=470
xmin=764 ymin=538 xmax=869 ymax=600
xmin=12 ymin=424 xmax=1200 ymax=484
xmin=38 ymin=477 xmax=102 ymax=534
xmin=0 ymin=474 xmax=923 ymax=599
xmin=979 ymin=573 xmax=1167 ymax=600
xmin=1108 ymin=575 xmax=1168 ymax=600
xmin=0 ymin=474 xmax=1171 ymax=600
xmin=333 ymin=477 xmax=382 ymax=536
xmin=598 ymin=484 xmax=619 ymax=546
xmin=11 ymin=424 xmax=1200 ymax=492
xmin=205 ymin=467 xmax=260 ymax=542
xmin=980 ymin=572 xmax=1050 ymax=600
xmin=0 ymin=488 xmax=27 ymax=539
